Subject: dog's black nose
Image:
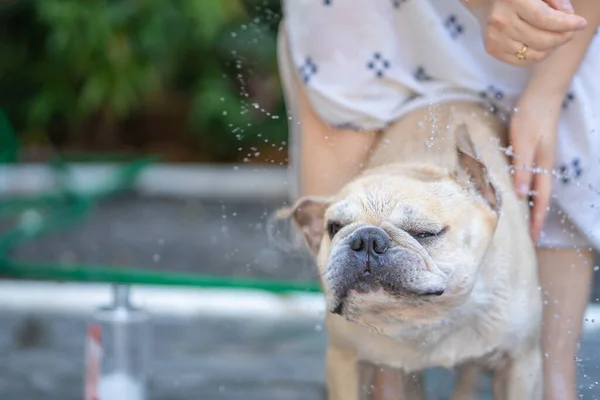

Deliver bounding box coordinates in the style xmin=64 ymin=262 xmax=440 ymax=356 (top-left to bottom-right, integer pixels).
xmin=349 ymin=226 xmax=390 ymax=257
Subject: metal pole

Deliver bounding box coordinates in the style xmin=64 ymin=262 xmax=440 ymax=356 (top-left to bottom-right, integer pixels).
xmin=111 ymin=284 xmax=131 ymax=375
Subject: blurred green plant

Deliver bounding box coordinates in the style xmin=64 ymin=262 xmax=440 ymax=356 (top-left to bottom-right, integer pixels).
xmin=0 ymin=0 xmax=287 ymax=162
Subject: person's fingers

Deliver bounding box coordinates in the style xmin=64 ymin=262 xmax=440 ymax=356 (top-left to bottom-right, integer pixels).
xmin=484 ymin=34 xmax=549 ymax=66
xmin=544 ymin=0 xmax=574 ymax=13
xmin=528 ymin=135 xmax=556 ymax=242
xmin=484 ymin=2 xmax=580 ymax=65
xmin=509 ymin=123 xmax=536 ymax=198
xmin=529 ymin=168 xmax=553 ymax=242
xmin=512 ymin=157 xmax=534 ymax=198
xmin=509 ymin=18 xmax=574 ymax=51
xmin=514 ymin=0 xmax=587 ymax=33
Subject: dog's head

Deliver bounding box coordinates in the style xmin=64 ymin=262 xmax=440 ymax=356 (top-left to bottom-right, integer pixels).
xmin=282 ymin=125 xmax=502 ymax=333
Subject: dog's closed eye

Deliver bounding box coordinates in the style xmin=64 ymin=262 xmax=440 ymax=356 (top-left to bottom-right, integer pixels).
xmin=414 ymin=232 xmax=438 ymax=239
xmin=409 ymin=227 xmax=448 ymax=241
xmin=327 ymin=221 xmax=344 ymax=238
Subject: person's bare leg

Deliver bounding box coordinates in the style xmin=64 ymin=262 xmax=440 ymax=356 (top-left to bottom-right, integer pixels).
xmin=294 ymin=79 xmax=378 ymax=196
xmin=537 ymin=247 xmax=594 ymax=400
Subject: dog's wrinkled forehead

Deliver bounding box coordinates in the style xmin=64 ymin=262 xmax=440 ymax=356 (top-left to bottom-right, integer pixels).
xmin=328 ymin=173 xmax=461 ymax=225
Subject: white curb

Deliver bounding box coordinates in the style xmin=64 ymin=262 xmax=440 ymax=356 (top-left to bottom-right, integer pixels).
xmin=0 ymin=164 xmax=291 ymax=199
xmin=1 ymin=281 xmax=600 ymax=336
xmin=0 ymin=281 xmax=325 ymax=320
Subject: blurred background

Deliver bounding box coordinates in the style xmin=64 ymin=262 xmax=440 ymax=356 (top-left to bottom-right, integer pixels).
xmin=1 ymin=1 xmax=600 ymax=399
xmin=0 ymin=0 xmax=287 ymax=164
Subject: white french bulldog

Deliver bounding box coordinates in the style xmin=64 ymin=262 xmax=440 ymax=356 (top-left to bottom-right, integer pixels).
xmin=281 ymin=102 xmax=542 ymax=399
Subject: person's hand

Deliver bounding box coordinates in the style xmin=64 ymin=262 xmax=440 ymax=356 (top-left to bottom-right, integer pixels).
xmin=462 ymin=0 xmax=588 ymax=66
xmin=509 ymin=90 xmax=562 ymax=242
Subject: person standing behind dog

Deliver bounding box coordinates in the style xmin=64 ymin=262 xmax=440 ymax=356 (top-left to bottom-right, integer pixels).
xmin=277 ymin=0 xmax=600 ymax=398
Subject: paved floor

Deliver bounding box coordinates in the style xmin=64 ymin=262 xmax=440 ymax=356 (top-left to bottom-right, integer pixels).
xmin=9 ymin=195 xmax=316 ymax=283
xmin=2 ymin=309 xmax=600 ymax=400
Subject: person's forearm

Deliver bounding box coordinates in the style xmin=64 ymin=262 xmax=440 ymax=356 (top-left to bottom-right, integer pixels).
xmin=525 ymin=0 xmax=600 ymax=99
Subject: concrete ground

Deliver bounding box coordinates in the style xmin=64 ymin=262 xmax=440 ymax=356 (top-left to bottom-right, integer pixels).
xmin=0 ymin=310 xmax=327 ymax=400
xmin=2 ymin=304 xmax=600 ymax=400
xmin=3 ymin=195 xmax=600 ymax=399
xmin=10 ymin=195 xmax=315 ymax=283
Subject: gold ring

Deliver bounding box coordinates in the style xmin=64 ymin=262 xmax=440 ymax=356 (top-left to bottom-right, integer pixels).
xmin=515 ymin=44 xmax=528 ymax=61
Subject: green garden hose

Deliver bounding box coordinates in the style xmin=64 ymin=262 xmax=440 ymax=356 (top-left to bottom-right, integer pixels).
xmin=0 ymin=261 xmax=321 ymax=293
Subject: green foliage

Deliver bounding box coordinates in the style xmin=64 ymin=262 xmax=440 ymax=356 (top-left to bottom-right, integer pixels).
xmin=0 ymin=0 xmax=287 ymax=161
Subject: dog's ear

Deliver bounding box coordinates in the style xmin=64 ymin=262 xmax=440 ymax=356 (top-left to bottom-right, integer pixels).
xmin=276 ymin=196 xmax=332 ymax=255
xmin=454 ymin=124 xmax=502 ymax=213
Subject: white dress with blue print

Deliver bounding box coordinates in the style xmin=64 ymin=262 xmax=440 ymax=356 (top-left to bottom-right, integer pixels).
xmin=281 ymin=0 xmax=600 ymax=250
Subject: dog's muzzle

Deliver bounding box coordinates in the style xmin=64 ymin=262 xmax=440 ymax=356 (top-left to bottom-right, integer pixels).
xmin=328 ymin=226 xmax=447 ymax=315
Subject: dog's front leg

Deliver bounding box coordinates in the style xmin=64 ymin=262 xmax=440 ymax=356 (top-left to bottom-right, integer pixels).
xmin=358 ymin=362 xmax=427 ymax=400
xmin=501 ymin=347 xmax=542 ymax=400
xmin=326 ymin=344 xmax=360 ymax=400
xmin=491 ymin=365 xmax=507 ymax=400
xmin=450 ymin=362 xmax=482 ymax=400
